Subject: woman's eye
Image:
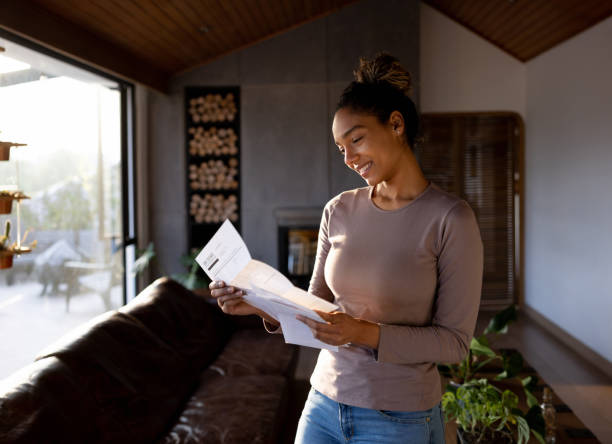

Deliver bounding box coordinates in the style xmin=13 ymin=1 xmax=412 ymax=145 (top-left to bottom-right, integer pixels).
xmin=352 ymin=137 xmax=362 ymax=144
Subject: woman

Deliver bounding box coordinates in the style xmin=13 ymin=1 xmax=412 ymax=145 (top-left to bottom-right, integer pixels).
xmin=209 ymin=52 xmax=483 ymax=444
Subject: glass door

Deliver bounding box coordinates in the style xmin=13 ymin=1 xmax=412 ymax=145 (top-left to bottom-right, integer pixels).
xmin=0 ymin=37 xmax=136 ymax=379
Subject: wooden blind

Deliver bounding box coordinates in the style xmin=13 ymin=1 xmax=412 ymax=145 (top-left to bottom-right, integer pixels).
xmin=418 ymin=113 xmax=522 ymax=310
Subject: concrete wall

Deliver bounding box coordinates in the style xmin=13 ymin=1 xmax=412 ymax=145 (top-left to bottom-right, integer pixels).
xmin=147 ymin=0 xmax=419 ymax=277
xmin=419 ymin=3 xmax=525 ymax=118
xmin=524 ymin=16 xmax=612 ymax=364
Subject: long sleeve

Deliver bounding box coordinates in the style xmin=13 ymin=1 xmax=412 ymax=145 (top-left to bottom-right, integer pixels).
xmin=307 ymin=202 xmax=336 ymax=303
xmin=375 ymin=200 xmax=484 ymax=365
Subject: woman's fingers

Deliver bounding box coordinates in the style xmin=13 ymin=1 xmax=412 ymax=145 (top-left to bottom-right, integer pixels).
xmin=218 ymin=292 xmax=244 ymax=304
xmin=296 ymin=313 xmax=350 ymax=345
xmin=209 ymin=280 xmax=225 ymax=290
xmin=296 ymin=316 xmax=335 ymax=335
xmin=218 ymin=293 xmax=247 ymax=314
xmin=210 ymin=284 xmax=244 ymax=299
xmin=222 ymin=298 xmax=244 ymax=308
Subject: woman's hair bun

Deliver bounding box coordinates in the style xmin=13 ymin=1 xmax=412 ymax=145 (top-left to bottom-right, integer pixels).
xmin=353 ymin=51 xmax=412 ymax=97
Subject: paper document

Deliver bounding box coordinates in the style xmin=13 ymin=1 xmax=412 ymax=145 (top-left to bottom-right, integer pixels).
xmin=196 ymin=219 xmax=339 ymax=351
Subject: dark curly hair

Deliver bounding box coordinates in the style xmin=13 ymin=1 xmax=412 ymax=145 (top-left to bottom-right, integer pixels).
xmin=335 ymin=52 xmax=419 ymax=148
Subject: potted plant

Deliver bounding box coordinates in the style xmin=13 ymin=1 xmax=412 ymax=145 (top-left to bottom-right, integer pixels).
xmin=132 ymin=243 xmax=209 ymax=291
xmin=442 ymin=378 xmax=543 ymax=444
xmin=0 ymin=190 xmax=29 ymax=214
xmin=437 ymin=305 xmax=546 ymax=443
xmin=171 ymin=249 xmax=210 ymax=290
xmin=0 ymin=220 xmax=37 ymax=269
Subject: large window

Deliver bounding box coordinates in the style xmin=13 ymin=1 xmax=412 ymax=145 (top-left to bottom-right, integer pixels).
xmin=0 ymin=36 xmax=136 ymax=379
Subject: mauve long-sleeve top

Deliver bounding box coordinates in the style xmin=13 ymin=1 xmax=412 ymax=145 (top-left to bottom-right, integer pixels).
xmin=304 ymin=181 xmax=484 ymax=411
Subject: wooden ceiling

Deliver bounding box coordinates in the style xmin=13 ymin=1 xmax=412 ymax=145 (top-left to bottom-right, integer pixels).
xmin=1 ymin=1 xmax=611 ymax=91
xmin=423 ymin=0 xmax=612 ymax=62
xmin=0 ymin=0 xmax=357 ymax=91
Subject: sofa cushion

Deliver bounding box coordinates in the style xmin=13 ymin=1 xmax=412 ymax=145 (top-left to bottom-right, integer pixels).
xmin=120 ymin=277 xmax=233 ymax=363
xmin=158 ymin=370 xmax=288 ymax=444
xmin=0 ymin=357 xmax=99 ymax=443
xmin=210 ymin=329 xmax=298 ymax=377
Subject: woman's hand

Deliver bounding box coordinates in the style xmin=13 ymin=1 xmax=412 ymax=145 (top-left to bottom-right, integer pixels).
xmin=209 ymin=280 xmax=257 ymax=316
xmin=208 ymin=280 xmax=280 ymax=327
xmin=296 ymin=310 xmax=380 ymax=349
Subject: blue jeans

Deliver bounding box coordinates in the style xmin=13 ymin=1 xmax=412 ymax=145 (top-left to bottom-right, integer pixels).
xmin=295 ymin=387 xmax=446 ymax=444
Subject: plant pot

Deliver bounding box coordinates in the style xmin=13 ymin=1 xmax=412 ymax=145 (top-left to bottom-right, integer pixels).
xmin=0 ymin=251 xmax=14 ymax=269
xmin=0 ymin=196 xmax=13 ymax=214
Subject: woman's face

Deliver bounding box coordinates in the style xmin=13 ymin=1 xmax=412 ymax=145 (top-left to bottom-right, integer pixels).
xmin=332 ymin=107 xmax=405 ymax=187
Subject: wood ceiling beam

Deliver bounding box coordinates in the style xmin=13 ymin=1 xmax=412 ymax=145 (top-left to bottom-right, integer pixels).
xmin=0 ymin=0 xmax=170 ymax=91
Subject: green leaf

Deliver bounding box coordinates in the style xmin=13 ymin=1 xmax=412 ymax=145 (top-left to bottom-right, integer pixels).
xmin=472 ymin=356 xmax=498 ymax=373
xmin=484 ymin=304 xmax=518 ymax=335
xmin=502 ymin=390 xmax=519 ymax=410
xmin=495 ymin=370 xmax=509 ymax=380
xmin=516 ymin=415 xmax=530 ymax=444
xmin=470 ymin=337 xmax=497 ymax=357
xmin=179 ymin=252 xmax=197 ymax=267
xmin=524 ymin=387 xmax=539 ymax=408
xmin=131 ymin=242 xmax=155 ymax=276
xmin=524 ymin=374 xmax=539 ymax=392
xmin=477 ymin=334 xmax=489 ymax=346
xmin=494 ymin=417 xmax=507 ymax=431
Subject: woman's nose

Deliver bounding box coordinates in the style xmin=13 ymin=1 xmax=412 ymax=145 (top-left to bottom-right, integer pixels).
xmin=344 ymin=147 xmax=358 ymax=165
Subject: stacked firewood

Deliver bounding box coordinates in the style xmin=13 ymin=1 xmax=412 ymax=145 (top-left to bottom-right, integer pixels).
xmin=188 ymin=93 xmax=237 ymax=123
xmin=189 ymin=193 xmax=238 ymax=224
xmin=187 ymin=126 xmax=238 ymax=156
xmin=189 ymin=158 xmax=238 ymax=191
xmin=186 ymin=89 xmax=240 ymax=227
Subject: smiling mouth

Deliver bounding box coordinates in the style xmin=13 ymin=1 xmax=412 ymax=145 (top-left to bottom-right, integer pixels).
xmin=357 ymin=161 xmax=372 ymax=176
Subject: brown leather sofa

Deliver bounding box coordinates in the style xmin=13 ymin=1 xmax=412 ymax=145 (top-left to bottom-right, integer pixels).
xmin=0 ymin=277 xmax=299 ymax=444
